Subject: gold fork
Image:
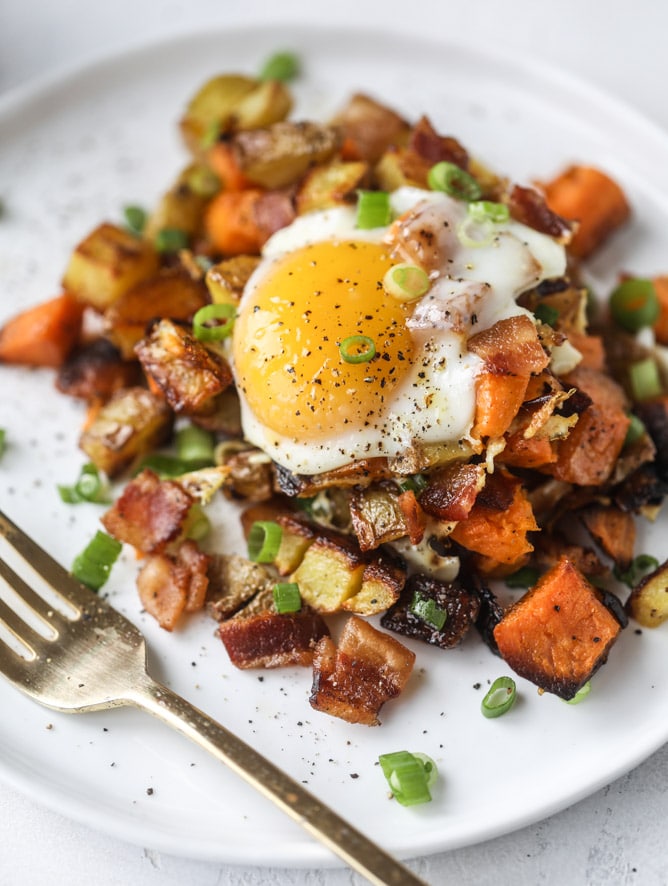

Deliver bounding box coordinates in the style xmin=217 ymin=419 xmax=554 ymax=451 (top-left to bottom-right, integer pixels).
xmin=0 ymin=509 xmax=428 ymax=886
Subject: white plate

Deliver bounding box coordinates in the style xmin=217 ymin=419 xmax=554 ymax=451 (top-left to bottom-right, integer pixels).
xmin=0 ymin=25 xmax=667 ymax=868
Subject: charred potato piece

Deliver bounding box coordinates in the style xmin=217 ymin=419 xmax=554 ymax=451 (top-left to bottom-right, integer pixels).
xmin=230 ymin=121 xmax=342 ymax=189
xmin=79 ymin=387 xmax=172 ymax=477
xmin=219 ymin=609 xmax=329 ymax=669
xmin=207 ymin=553 xmax=276 ymax=621
xmin=188 ymin=388 xmax=243 ymax=437
xmin=62 ymin=223 xmax=159 ymax=311
xmin=289 ymin=534 xmax=368 ymax=613
xmin=331 ymin=93 xmax=410 ymax=163
xmin=274 ymin=513 xmax=317 ymax=575
xmin=625 ymin=559 xmax=668 ymax=628
xmin=309 ymin=616 xmax=415 ymax=725
xmin=105 ymin=267 xmax=209 ymax=359
xmin=296 ymin=160 xmax=369 ymax=215
xmin=221 ymin=449 xmax=274 ymax=502
xmin=205 ymin=255 xmax=260 ymax=306
xmin=493 ymin=557 xmax=622 ymax=700
xmin=343 ymin=549 xmax=406 ymax=616
xmin=55 ymin=338 xmax=142 ymax=401
xmin=135 ymin=318 xmax=233 ymax=414
xmin=180 ymin=74 xmax=293 ymax=155
xmin=349 ymin=485 xmax=411 ymax=552
xmin=374 ymin=148 xmax=423 ymax=191
xmin=381 ymin=573 xmax=480 ymax=649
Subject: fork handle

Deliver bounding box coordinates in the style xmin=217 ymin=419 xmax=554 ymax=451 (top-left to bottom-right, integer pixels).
xmin=126 ymin=674 xmax=428 ymax=886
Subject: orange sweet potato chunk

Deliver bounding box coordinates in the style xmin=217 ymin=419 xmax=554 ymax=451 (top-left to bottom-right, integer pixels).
xmin=493 ymin=556 xmax=622 ymax=699
xmin=0 ymin=293 xmax=84 ymax=368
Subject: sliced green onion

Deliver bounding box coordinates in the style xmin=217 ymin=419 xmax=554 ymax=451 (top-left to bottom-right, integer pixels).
xmin=123 ymin=205 xmax=147 ymax=236
xmin=383 ymin=264 xmax=430 ymax=302
xmin=615 ymin=553 xmax=660 ymax=588
xmin=200 ymin=120 xmax=221 ymax=150
xmin=397 ymin=473 xmax=428 ymax=495
xmin=247 ymin=520 xmax=282 ymax=563
xmin=467 ymin=200 xmax=509 ymax=224
xmin=505 ymin=566 xmax=540 ymax=589
xmin=135 ymin=454 xmax=194 ymax=477
xmin=273 ymin=582 xmax=302 ymax=613
xmin=624 ymin=413 xmax=646 ymax=448
xmin=176 ymin=425 xmax=215 ymax=467
xmin=456 ymin=216 xmax=494 ymax=248
xmin=566 ymin=681 xmax=592 ymax=705
xmin=427 ymin=161 xmax=481 ymax=202
xmin=186 ymin=166 xmax=220 ymax=198
xmin=58 ymin=463 xmax=109 ymax=504
xmin=481 ymin=676 xmax=517 ymax=718
xmin=355 ymin=190 xmax=391 ymax=229
xmin=155 ymin=227 xmax=189 ymax=253
xmin=184 ymin=503 xmax=210 ymax=541
xmin=629 ymin=357 xmax=662 ymax=401
xmin=71 ymin=530 xmax=122 ymax=592
xmin=339 ymin=335 xmax=376 ymax=364
xmin=378 ymin=750 xmax=437 ymax=806
xmin=0 ymin=429 xmax=6 ymax=459
xmin=193 ymin=303 xmax=236 ymax=341
xmin=410 ymin=591 xmax=447 ymax=630
xmin=259 ymin=51 xmax=300 ymax=82
xmin=610 ymin=279 xmax=659 ymax=332
xmin=535 ymin=303 xmax=560 ymax=327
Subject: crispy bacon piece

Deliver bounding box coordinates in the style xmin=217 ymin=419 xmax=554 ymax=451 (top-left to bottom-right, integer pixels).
xmin=419 ymin=462 xmax=486 ymax=522
xmin=508 ymin=183 xmax=572 ymax=241
xmin=101 ymin=468 xmax=194 ymax=554
xmin=309 ymin=616 xmax=415 ymax=725
xmin=381 ymin=573 xmax=480 ymax=649
xmin=137 ymin=539 xmax=210 ymax=631
xmin=468 ymin=315 xmax=550 ymax=376
xmin=219 ymin=610 xmax=329 ymax=669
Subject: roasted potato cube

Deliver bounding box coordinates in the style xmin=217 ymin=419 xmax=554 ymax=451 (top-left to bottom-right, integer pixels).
xmin=343 ymin=550 xmax=406 ymax=616
xmin=274 ymin=513 xmax=318 ymax=575
xmin=207 ymin=553 xmax=275 ymax=621
xmin=296 ymin=160 xmax=369 ymax=215
xmin=180 ymin=74 xmax=293 ymax=155
xmin=331 ymin=93 xmax=410 ymax=163
xmin=493 ymin=557 xmax=622 ymax=699
xmin=105 ymin=268 xmax=209 ymax=359
xmin=219 ymin=610 xmax=329 ymax=669
xmin=309 ymin=616 xmax=415 ymax=725
xmin=230 ymin=121 xmax=342 ymax=189
xmin=135 ymin=318 xmax=233 ymax=414
xmin=381 ymin=573 xmax=480 ymax=648
xmin=56 ymin=338 xmax=142 ymax=401
xmin=374 ymin=148 xmax=422 ymax=191
xmin=349 ymin=485 xmax=410 ymax=552
xmin=62 ymin=223 xmax=159 ymax=310
xmin=220 ymin=448 xmax=274 ymax=502
xmin=205 ymin=255 xmax=260 ymax=306
xmin=79 ymin=387 xmax=172 ymax=477
xmin=289 ymin=534 xmax=367 ymax=613
xmin=101 ymin=468 xmax=194 ymax=553
xmin=144 ymin=163 xmax=218 ymax=243
xmin=626 ymin=559 xmax=668 ymax=627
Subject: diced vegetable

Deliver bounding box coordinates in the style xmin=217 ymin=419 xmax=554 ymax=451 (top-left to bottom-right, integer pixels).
xmin=0 ymin=293 xmax=84 ymax=368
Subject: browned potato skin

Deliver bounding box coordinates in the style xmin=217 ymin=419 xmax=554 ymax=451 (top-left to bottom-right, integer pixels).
xmin=296 ymin=160 xmax=369 ymax=215
xmin=626 ymin=560 xmax=668 ymax=627
xmin=79 ymin=387 xmax=173 ymax=477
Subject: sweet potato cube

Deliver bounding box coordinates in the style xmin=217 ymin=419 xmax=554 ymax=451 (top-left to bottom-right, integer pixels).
xmin=219 ymin=610 xmax=330 ymax=669
xmin=79 ymin=387 xmax=172 ymax=477
xmin=493 ymin=556 xmax=622 ymax=699
xmin=0 ymin=293 xmax=84 ymax=368
xmin=289 ymin=535 xmax=367 ymax=613
xmin=309 ymin=616 xmax=415 ymax=725
xmin=62 ymin=223 xmax=159 ymax=310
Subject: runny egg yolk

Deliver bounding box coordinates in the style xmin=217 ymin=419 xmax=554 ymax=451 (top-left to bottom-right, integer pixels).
xmin=233 ymin=240 xmax=415 ymax=441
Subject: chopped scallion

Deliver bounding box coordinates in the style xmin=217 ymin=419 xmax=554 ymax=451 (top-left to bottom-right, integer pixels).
xmin=339 ymin=335 xmax=376 ymax=364
xmin=610 ymin=279 xmax=659 ymax=332
xmin=58 ymin=463 xmax=109 ymax=504
xmin=378 ymin=750 xmax=437 ymax=806
xmin=247 ymin=520 xmax=282 ymax=563
xmin=481 ymin=676 xmax=517 ymax=718
xmin=397 ymin=473 xmax=427 ymax=495
xmin=535 ymin=303 xmax=560 ymax=327
xmin=456 ymin=216 xmax=494 ymax=248
xmin=155 ymin=227 xmax=189 ymax=253
xmin=467 ymin=200 xmax=509 ymax=224
xmin=123 ymin=205 xmax=147 ymax=236
xmin=624 ymin=413 xmax=646 ymax=448
xmin=355 ymin=190 xmax=391 ymax=229
xmin=71 ymin=530 xmax=122 ymax=592
xmin=176 ymin=425 xmax=215 ymax=467
xmin=629 ymin=357 xmax=662 ymax=401
xmin=273 ymin=582 xmax=301 ymax=613
xmin=566 ymin=681 xmax=592 ymax=705
xmin=505 ymin=566 xmax=540 ymax=589
xmin=259 ymin=51 xmax=300 ymax=82
xmin=193 ymin=303 xmax=236 ymax=341
xmin=428 ymin=161 xmax=481 ymax=202
xmin=186 ymin=166 xmax=221 ymax=198
xmin=0 ymin=429 xmax=5 ymax=459
xmin=200 ymin=120 xmax=221 ymax=150
xmin=184 ymin=503 xmax=210 ymax=541
xmin=410 ymin=591 xmax=447 ymax=630
xmin=383 ymin=264 xmax=430 ymax=302
xmin=615 ymin=553 xmax=659 ymax=588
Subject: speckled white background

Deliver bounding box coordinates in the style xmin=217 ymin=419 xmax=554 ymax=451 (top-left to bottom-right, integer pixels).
xmin=2 ymin=2 xmax=668 ymax=885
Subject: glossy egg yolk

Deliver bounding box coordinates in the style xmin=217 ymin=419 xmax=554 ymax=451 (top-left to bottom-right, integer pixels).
xmin=233 ymin=240 xmax=415 ymax=441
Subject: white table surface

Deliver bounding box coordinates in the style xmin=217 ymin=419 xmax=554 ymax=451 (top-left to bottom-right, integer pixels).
xmin=1 ymin=2 xmax=667 ymax=884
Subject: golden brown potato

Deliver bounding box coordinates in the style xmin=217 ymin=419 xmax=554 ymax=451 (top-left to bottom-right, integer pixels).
xmin=144 ymin=163 xmax=219 ymax=243
xmin=626 ymin=560 xmax=668 ymax=627
xmin=62 ymin=223 xmax=159 ymax=311
xmin=205 ymin=255 xmax=260 ymax=306
xmin=296 ymin=160 xmax=369 ymax=215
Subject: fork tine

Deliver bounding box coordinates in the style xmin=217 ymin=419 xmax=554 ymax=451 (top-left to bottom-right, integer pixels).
xmin=0 ymin=509 xmax=93 ymax=613
xmin=0 ymin=597 xmax=44 ymax=659
xmin=0 ymin=557 xmax=69 ymax=634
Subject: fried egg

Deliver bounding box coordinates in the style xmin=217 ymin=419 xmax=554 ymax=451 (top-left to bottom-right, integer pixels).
xmin=231 ymin=187 xmax=566 ymax=474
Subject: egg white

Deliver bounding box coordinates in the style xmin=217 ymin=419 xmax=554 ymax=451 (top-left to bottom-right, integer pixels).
xmin=231 ymin=188 xmax=567 ymax=475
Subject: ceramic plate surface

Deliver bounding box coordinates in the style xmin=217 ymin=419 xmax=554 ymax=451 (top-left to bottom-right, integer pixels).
xmin=0 ymin=25 xmax=667 ymax=866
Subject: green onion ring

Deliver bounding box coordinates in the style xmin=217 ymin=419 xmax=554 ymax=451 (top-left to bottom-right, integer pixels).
xmin=378 ymin=750 xmax=437 ymax=806
xmin=355 ymin=190 xmax=391 ymax=229
xmin=273 ymin=582 xmax=302 ymax=614
xmin=247 ymin=520 xmax=282 ymax=563
xmin=383 ymin=264 xmax=430 ymax=302
xmin=339 ymin=334 xmax=376 ymax=364
xmin=610 ymin=278 xmax=659 ymax=332
xmin=193 ymin=303 xmax=236 ymax=342
xmin=467 ymin=200 xmax=510 ymax=224
xmin=427 ymin=161 xmax=482 ymax=202
xmin=481 ymin=676 xmax=517 ymax=718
